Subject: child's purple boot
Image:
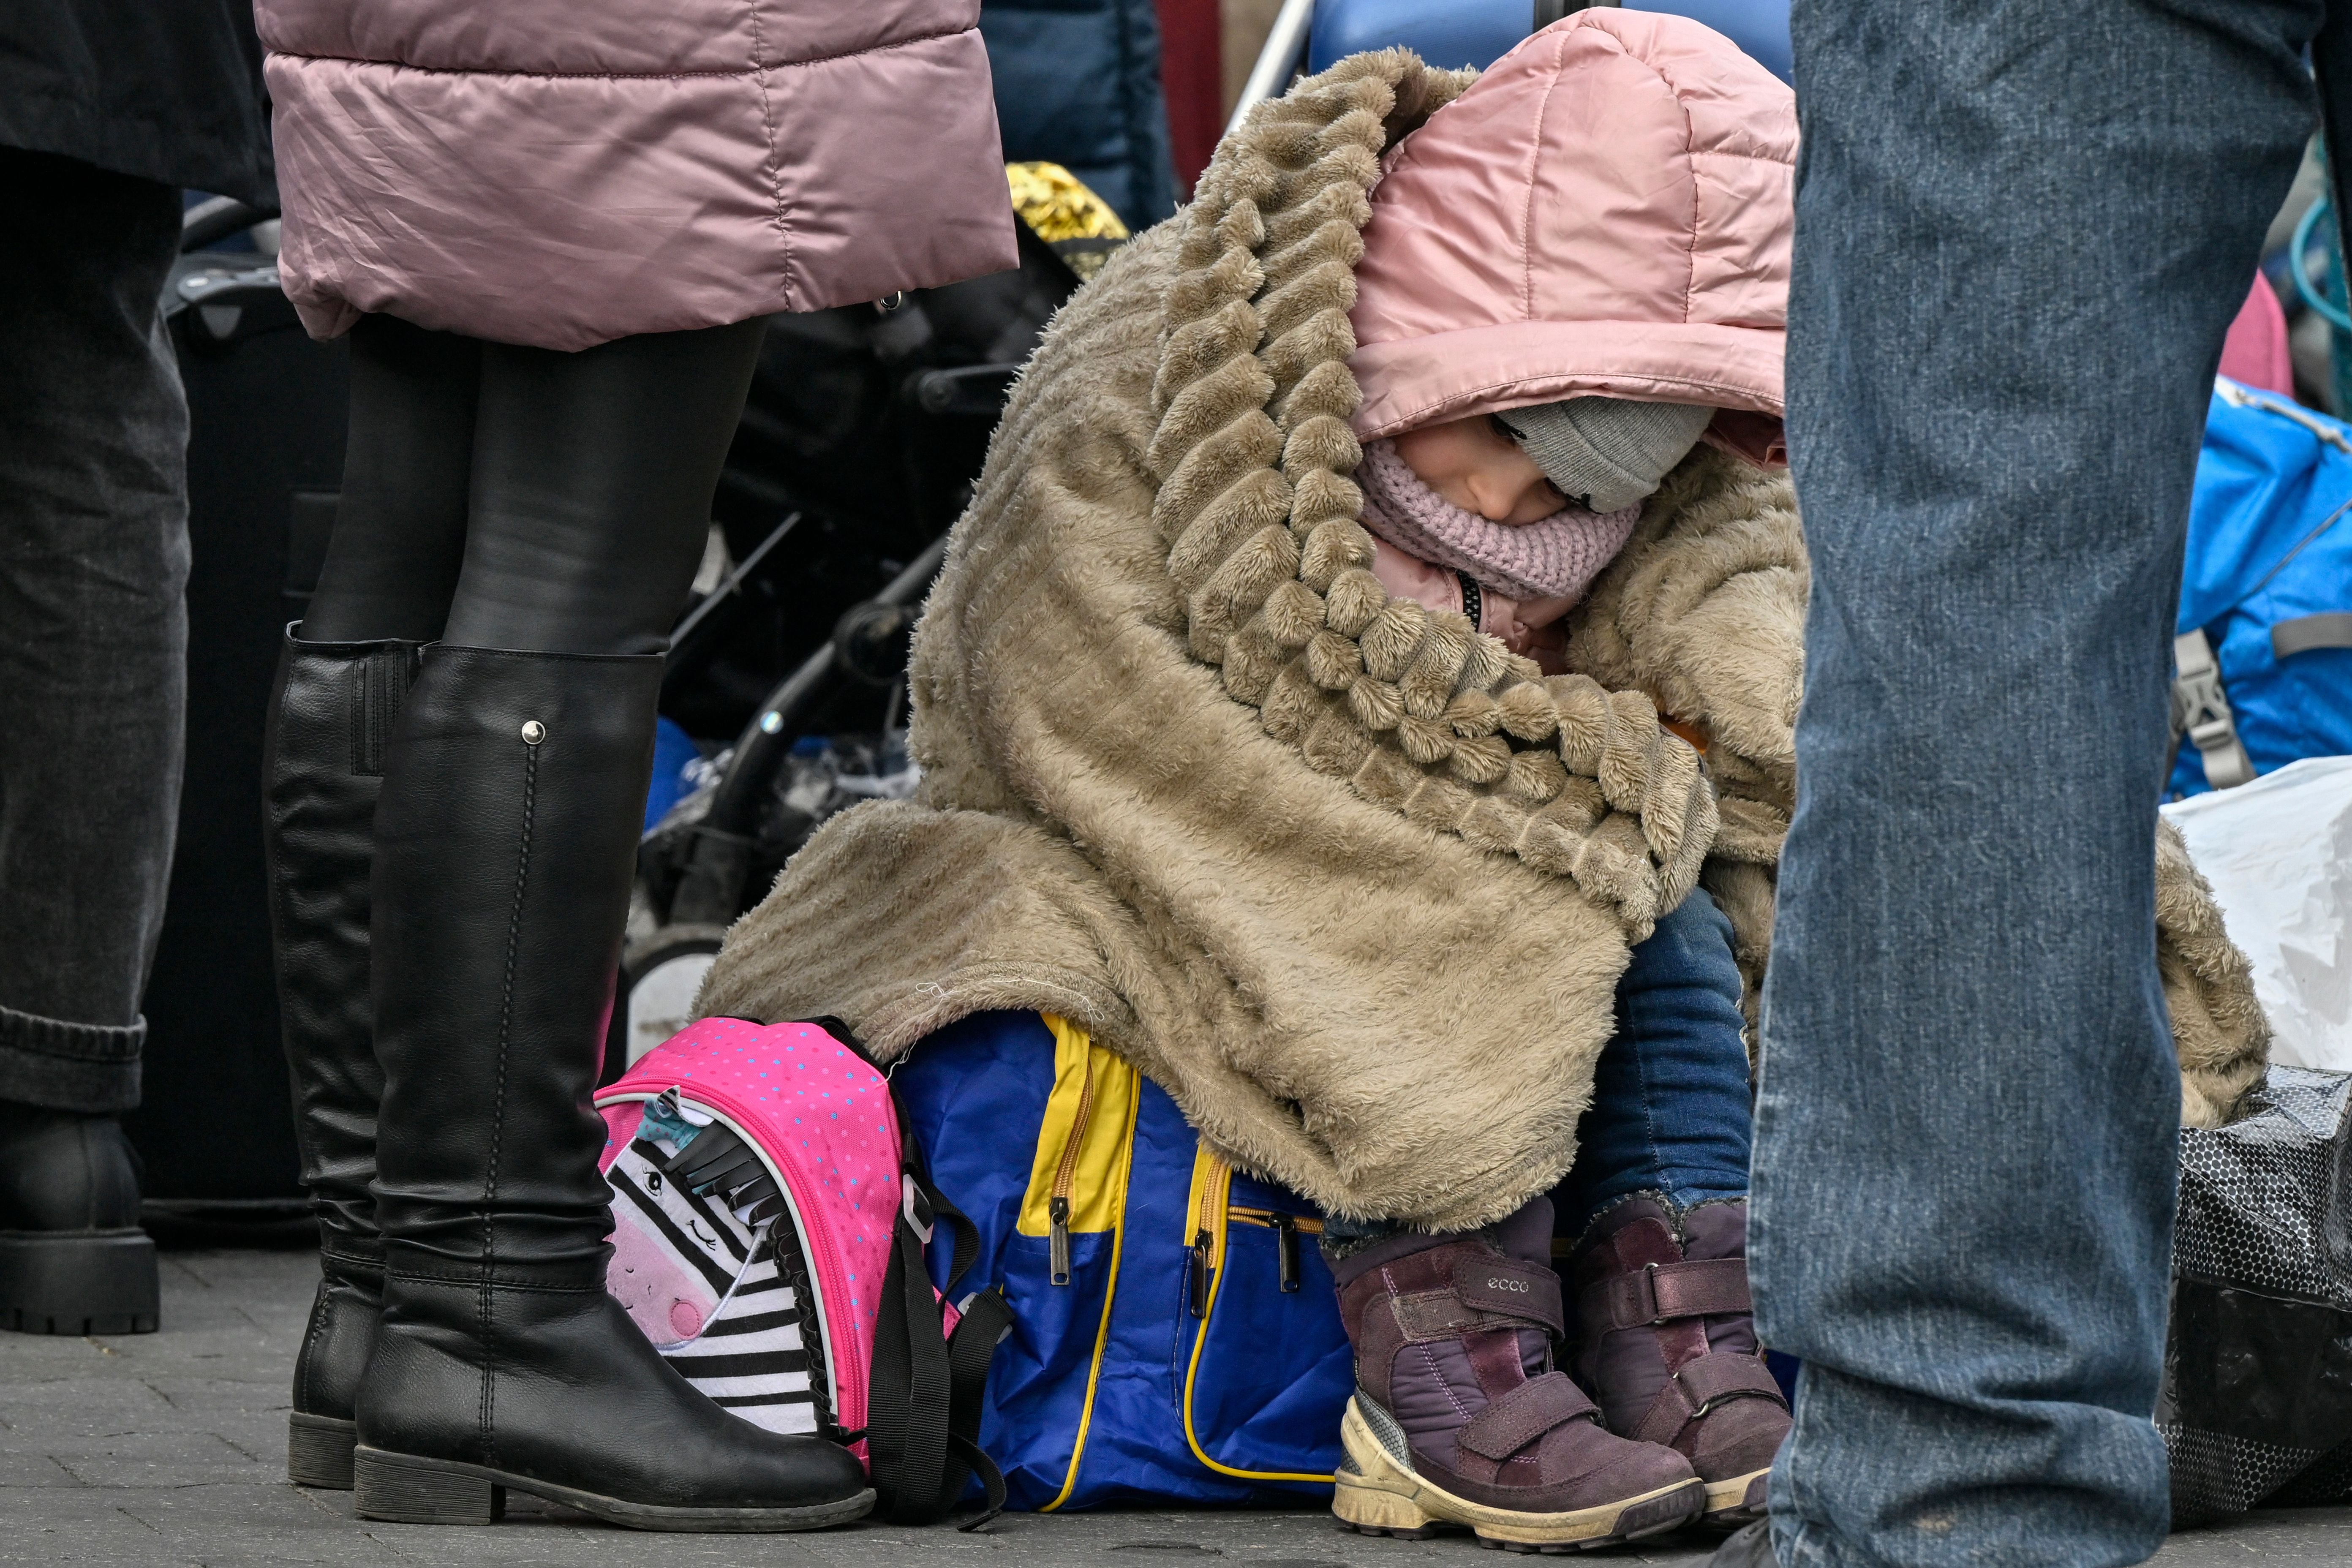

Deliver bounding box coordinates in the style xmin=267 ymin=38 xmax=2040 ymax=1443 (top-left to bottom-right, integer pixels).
xmin=1331 ymin=1196 xmax=1706 ymax=1551
xmin=1568 ymin=1195 xmax=1788 ymax=1528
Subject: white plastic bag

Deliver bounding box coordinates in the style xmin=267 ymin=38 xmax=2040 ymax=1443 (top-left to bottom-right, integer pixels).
xmin=2162 ymin=755 xmax=2352 ymax=1070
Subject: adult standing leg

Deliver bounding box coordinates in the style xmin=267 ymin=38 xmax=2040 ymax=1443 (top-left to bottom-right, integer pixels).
xmin=266 ymin=314 xmax=477 ymax=1486
xmin=0 ymin=149 xmax=188 ymax=1335
xmin=1745 ymin=3 xmax=2322 ymax=1565
xmin=350 ymin=318 xmax=874 ymax=1530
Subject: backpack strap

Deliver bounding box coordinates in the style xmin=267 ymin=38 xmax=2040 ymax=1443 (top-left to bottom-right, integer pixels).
xmin=863 ymin=1085 xmax=1010 ymax=1527
xmin=2170 ymin=628 xmax=2255 ymax=789
xmin=944 ymin=1283 xmax=1014 ymax=1530
xmin=2273 ymin=612 xmax=2352 ymax=661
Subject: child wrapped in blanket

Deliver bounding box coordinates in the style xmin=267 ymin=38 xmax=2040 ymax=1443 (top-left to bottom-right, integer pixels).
xmin=705 ymin=10 xmax=1804 ymax=1549
xmin=1304 ymin=16 xmax=1798 ymax=1549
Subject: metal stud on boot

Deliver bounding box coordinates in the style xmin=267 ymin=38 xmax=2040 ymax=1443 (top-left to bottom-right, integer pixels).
xmin=1568 ymin=1196 xmax=1788 ymax=1527
xmin=1330 ymin=1198 xmax=1705 ymax=1550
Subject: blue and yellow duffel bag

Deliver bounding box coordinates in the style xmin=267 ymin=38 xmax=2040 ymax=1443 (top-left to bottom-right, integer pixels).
xmin=893 ymin=1010 xmax=1353 ymax=1510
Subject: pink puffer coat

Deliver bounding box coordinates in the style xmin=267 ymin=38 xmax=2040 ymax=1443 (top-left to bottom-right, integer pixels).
xmin=258 ymin=0 xmax=1019 ymax=351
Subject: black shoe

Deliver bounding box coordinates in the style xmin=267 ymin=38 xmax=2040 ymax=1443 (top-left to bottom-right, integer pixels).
xmin=351 ymin=646 xmax=873 ymax=1532
xmin=0 ymin=1100 xmax=158 ymax=1335
xmin=264 ymin=629 xmax=421 ymax=1488
xmin=1710 ymin=1519 xmax=1780 ymax=1567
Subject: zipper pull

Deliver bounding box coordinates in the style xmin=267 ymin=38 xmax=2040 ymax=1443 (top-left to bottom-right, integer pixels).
xmin=1274 ymin=1213 xmax=1300 ymax=1293
xmin=1188 ymin=1228 xmax=1214 ymax=1317
xmin=1048 ymin=1196 xmax=1071 ymax=1285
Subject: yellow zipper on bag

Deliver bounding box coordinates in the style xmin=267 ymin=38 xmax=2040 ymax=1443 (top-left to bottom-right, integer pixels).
xmin=1018 ymin=1015 xmax=1141 ymax=1514
xmin=1182 ymin=1144 xmax=1233 ymax=1317
xmin=1176 ymin=1143 xmax=1334 ymax=1486
xmin=1017 ymin=1013 xmax=1138 ymax=1281
xmin=1047 ymin=1056 xmax=1098 ymax=1285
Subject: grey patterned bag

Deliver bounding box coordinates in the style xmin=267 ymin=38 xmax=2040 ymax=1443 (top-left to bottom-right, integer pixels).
xmin=2162 ymin=1065 xmax=2352 ymax=1524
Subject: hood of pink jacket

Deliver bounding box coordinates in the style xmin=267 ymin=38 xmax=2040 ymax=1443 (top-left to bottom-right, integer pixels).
xmin=1348 ymin=11 xmax=1795 ymax=441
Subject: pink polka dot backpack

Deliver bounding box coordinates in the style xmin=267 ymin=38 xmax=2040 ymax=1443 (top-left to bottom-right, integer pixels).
xmin=595 ymin=1015 xmax=1010 ymax=1526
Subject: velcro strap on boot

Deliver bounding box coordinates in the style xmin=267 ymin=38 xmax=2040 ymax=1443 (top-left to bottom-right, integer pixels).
xmin=1582 ymin=1257 xmax=1749 ymax=1332
xmin=1456 ymin=1371 xmax=1598 ymax=1462
xmin=1631 ymin=1351 xmax=1786 ymax=1447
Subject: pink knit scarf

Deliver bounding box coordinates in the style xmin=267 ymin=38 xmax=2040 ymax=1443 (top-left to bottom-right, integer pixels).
xmin=1354 ymin=438 xmax=1640 ymax=602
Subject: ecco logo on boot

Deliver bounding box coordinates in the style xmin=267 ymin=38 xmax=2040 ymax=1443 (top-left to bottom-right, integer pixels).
xmin=1487 ymin=1276 xmax=1530 ymax=1293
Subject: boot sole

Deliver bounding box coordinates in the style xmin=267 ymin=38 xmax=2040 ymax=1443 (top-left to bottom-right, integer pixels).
xmin=1702 ymin=1468 xmax=1769 ymax=1528
xmin=352 ymin=1446 xmax=875 ymax=1533
xmin=289 ymin=1413 xmax=357 ymax=1489
xmin=1331 ymin=1397 xmax=1705 ymax=1551
xmin=0 ymin=1230 xmax=158 ymax=1335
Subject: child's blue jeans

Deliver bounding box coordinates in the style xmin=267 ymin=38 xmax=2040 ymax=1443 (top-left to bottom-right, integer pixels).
xmin=1555 ymin=884 xmax=1752 ymax=1237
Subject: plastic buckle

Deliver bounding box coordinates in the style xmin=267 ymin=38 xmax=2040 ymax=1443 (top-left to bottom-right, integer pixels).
xmin=2172 ymin=669 xmax=2222 ymax=729
xmin=901 ymin=1174 xmax=935 ymax=1245
xmin=2186 ymin=712 xmax=2237 ymax=749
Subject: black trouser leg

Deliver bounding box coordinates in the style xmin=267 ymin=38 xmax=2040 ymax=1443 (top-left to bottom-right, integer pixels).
xmin=0 ymin=149 xmax=185 ymax=1336
xmin=269 ymin=316 xmax=473 ymax=1483
xmin=303 ymin=315 xmax=479 ymax=645
xmin=348 ymin=318 xmax=869 ymax=1530
xmin=0 ymin=150 xmax=185 ymax=1105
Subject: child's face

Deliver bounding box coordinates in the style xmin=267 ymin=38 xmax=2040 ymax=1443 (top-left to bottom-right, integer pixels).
xmin=1392 ymin=415 xmax=1567 ymax=526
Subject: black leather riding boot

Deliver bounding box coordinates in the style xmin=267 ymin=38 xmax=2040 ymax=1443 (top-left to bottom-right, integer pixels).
xmin=351 ymin=645 xmax=871 ymax=1531
xmin=263 ymin=629 xmax=419 ymax=1488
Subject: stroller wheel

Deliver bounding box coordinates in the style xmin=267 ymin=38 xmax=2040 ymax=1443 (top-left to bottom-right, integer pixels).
xmin=602 ymin=925 xmax=729 ymax=1084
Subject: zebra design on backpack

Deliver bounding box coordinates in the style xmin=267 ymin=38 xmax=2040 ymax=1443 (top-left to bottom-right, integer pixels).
xmin=595 ymin=1017 xmax=1012 ymax=1525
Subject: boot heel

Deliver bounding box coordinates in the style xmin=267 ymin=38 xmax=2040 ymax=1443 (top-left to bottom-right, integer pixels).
xmin=1333 ymin=1473 xmax=1442 ymax=1536
xmin=0 ymin=1232 xmax=159 ymax=1335
xmin=353 ymin=1448 xmax=506 ymax=1524
xmin=287 ymin=1413 xmax=357 ymax=1489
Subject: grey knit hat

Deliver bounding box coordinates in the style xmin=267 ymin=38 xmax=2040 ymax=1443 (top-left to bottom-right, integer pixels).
xmin=1493 ymin=397 xmax=1715 ymax=514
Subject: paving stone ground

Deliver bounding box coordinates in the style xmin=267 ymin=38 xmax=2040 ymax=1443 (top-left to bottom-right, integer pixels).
xmin=3 ymin=1250 xmax=2347 ymax=1568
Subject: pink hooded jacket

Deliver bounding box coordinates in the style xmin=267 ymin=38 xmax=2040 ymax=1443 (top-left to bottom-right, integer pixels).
xmin=257 ymin=0 xmax=1020 ymax=351
xmin=1345 ymin=12 xmax=1796 ymax=660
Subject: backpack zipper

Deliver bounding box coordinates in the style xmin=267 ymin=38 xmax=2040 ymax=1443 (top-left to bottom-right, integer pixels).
xmin=1032 ymin=1018 xmax=1142 ymax=1513
xmin=1177 ymin=1143 xmax=1335 ymax=1485
xmin=1047 ymin=1056 xmax=1099 ymax=1286
xmin=1186 ymin=1152 xmax=1230 ymax=1317
xmin=1227 ymin=1206 xmax=1323 ymax=1294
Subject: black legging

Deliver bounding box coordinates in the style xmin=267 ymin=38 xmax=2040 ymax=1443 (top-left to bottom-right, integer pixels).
xmin=303 ymin=313 xmax=766 ymax=654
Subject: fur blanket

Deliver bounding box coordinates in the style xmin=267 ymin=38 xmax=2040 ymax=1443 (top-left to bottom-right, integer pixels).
xmin=700 ymin=52 xmax=2267 ymax=1231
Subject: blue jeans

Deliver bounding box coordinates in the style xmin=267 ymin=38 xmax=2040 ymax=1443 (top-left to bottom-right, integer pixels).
xmin=1324 ymin=887 xmax=1753 ymax=1255
xmin=1762 ymin=5 xmax=2319 ymax=1565
xmin=1556 ymin=886 xmax=1752 ymax=1238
